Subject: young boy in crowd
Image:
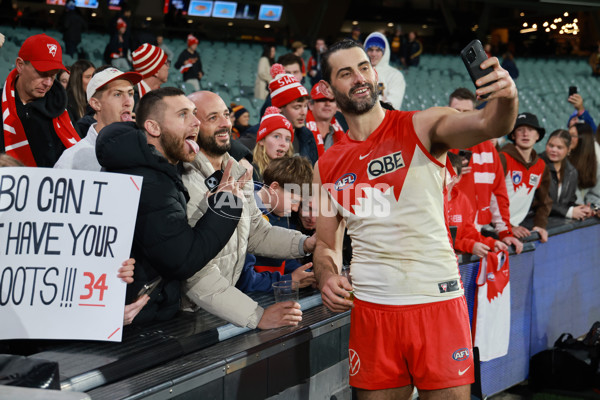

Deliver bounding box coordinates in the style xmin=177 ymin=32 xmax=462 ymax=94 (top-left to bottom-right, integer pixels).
xmin=447 ymin=152 xmax=508 ymax=258
xmin=499 ymin=112 xmax=552 ymax=242
xmin=246 ymin=156 xmax=314 ymax=279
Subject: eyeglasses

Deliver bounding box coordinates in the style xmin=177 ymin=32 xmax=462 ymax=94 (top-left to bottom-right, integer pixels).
xmin=164 ymin=60 xmax=171 ymax=67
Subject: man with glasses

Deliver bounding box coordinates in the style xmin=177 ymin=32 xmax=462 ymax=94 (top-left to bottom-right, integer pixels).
xmin=132 ymin=43 xmax=170 ymax=99
xmin=306 ymin=84 xmax=346 ymax=155
xmin=1 ymin=34 xmax=80 ymax=167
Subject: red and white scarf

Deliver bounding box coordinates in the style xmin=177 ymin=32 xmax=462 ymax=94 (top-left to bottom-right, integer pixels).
xmin=305 ymin=109 xmax=346 ymax=156
xmin=2 ymin=68 xmax=80 ymax=166
xmin=136 ymin=80 xmax=151 ymax=98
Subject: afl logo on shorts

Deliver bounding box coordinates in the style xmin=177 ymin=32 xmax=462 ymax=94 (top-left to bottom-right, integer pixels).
xmin=511 ymin=171 xmax=522 ymax=185
xmin=349 ymin=348 xmax=361 ymax=376
xmin=367 ymin=151 xmax=405 ymax=180
xmin=452 ymin=348 xmax=470 ymax=361
xmin=487 ymin=272 xmax=495 ymax=281
xmin=335 ymin=173 xmax=356 ymax=191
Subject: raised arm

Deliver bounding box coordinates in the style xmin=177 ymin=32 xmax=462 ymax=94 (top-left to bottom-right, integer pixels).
xmin=313 ymin=163 xmax=353 ymax=312
xmin=414 ymin=56 xmax=519 ymax=156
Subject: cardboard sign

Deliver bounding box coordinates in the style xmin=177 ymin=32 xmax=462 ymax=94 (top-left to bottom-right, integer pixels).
xmin=0 ymin=168 xmax=142 ymax=342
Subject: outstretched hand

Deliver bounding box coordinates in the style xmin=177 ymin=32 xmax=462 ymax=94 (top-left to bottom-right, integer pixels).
xmin=291 ymin=263 xmax=316 ymax=288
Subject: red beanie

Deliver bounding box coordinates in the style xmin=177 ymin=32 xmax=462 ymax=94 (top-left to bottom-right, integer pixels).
xmin=116 ymin=18 xmax=127 ymax=30
xmin=268 ymin=63 xmax=308 ymax=108
xmin=187 ymin=34 xmax=199 ymax=47
xmin=257 ymin=106 xmax=294 ymax=143
xmin=132 ymin=44 xmax=168 ymax=79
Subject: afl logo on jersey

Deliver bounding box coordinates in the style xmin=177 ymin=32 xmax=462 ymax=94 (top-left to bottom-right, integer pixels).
xmin=511 ymin=171 xmax=523 ymax=185
xmin=335 ymin=173 xmax=356 ymax=190
xmin=367 ymin=151 xmax=405 ymax=180
xmin=487 ymin=272 xmax=495 ymax=281
xmin=452 ymin=348 xmax=470 ymax=361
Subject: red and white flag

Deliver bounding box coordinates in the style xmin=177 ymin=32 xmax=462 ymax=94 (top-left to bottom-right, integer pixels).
xmin=472 ymin=250 xmax=510 ymax=361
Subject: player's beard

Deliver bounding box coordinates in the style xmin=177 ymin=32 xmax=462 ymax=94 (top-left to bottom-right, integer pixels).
xmin=331 ymin=81 xmax=378 ymax=115
xmin=197 ymin=128 xmax=232 ymax=156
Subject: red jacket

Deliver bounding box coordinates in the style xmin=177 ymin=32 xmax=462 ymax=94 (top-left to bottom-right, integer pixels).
xmin=452 ymin=141 xmax=513 ymax=239
xmin=448 ymin=187 xmax=497 ymax=254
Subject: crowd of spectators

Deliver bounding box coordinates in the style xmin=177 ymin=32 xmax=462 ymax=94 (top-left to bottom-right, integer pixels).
xmin=1 ymin=23 xmax=599 ymax=332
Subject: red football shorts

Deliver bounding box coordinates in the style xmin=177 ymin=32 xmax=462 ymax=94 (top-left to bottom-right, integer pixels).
xmin=348 ymin=296 xmax=474 ymax=390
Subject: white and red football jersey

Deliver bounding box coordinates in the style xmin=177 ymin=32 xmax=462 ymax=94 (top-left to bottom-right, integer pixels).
xmin=318 ymin=110 xmax=462 ymax=305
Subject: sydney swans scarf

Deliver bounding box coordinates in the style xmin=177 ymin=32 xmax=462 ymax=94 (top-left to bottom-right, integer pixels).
xmin=2 ymin=68 xmax=80 ymax=166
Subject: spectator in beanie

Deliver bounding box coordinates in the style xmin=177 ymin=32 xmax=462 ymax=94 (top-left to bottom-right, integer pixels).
xmin=231 ymin=104 xmax=250 ymax=140
xmin=253 ymin=106 xmax=295 ymax=180
xmin=132 ymin=43 xmax=170 ymax=99
xmin=364 ymin=31 xmax=405 ymax=110
xmin=106 ymin=18 xmax=131 ymax=71
xmin=175 ymin=34 xmax=204 ymax=92
xmin=258 ymin=53 xmax=305 ymax=117
xmin=248 ymin=64 xmax=317 ymax=164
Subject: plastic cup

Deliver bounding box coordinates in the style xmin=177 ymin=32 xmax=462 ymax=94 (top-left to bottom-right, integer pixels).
xmin=272 ymin=280 xmax=300 ymax=303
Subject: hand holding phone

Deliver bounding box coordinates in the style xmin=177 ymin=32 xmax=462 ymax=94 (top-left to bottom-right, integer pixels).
xmin=461 ymin=40 xmax=494 ymax=99
xmin=569 ymin=86 xmax=578 ymax=97
xmin=137 ymin=276 xmax=162 ymax=299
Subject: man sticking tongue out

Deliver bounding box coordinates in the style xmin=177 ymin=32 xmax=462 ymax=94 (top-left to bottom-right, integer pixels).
xmin=54 ymin=67 xmax=143 ymax=171
xmin=187 ymin=137 xmax=200 ymax=154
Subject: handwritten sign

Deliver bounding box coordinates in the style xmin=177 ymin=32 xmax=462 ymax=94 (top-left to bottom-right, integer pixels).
xmin=0 ymin=168 xmax=142 ymax=342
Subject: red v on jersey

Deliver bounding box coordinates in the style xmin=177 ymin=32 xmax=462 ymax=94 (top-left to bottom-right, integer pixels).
xmin=319 ymin=110 xmax=441 ymax=214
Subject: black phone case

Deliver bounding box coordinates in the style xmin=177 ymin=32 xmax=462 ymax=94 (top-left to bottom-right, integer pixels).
xmin=460 ymin=39 xmax=494 ymax=97
xmin=204 ymin=170 xmax=224 ymax=192
xmin=569 ymin=86 xmax=578 ymax=96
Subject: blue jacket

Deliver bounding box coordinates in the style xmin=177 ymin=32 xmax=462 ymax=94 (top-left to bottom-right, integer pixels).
xmin=235 ymin=254 xmax=292 ymax=293
xmin=567 ymin=109 xmax=596 ymax=133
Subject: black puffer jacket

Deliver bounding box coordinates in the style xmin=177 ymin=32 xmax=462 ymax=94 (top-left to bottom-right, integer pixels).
xmin=96 ymin=122 xmax=242 ymax=324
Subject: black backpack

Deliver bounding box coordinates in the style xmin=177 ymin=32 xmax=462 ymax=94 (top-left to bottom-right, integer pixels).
xmin=530 ymin=321 xmax=600 ymax=391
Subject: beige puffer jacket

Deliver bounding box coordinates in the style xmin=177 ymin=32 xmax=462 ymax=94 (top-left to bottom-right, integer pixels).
xmin=181 ymin=152 xmax=306 ymax=328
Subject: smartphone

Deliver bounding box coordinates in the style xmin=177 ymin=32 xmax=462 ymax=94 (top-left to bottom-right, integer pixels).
xmin=458 ymin=150 xmax=473 ymax=166
xmin=205 ymin=166 xmax=249 ymax=193
xmin=204 ymin=170 xmax=224 ymax=192
xmin=460 ymin=40 xmax=494 ymax=99
xmin=569 ymin=86 xmax=578 ymax=97
xmin=137 ymin=276 xmax=162 ymax=298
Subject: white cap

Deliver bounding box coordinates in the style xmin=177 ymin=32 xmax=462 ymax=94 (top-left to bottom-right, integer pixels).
xmin=86 ymin=67 xmax=143 ymax=102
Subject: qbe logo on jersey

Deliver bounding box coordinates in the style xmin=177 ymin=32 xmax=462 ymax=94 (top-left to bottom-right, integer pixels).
xmin=367 ymin=151 xmax=405 ymax=180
